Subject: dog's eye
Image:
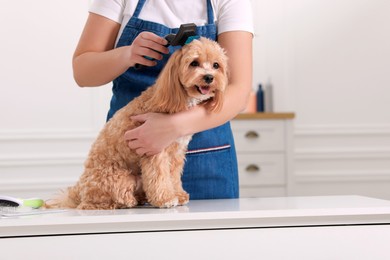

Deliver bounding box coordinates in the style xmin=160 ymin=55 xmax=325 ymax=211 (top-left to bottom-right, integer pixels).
xmin=213 ymin=62 xmax=220 ymax=69
xmin=190 ymin=60 xmax=200 ymax=67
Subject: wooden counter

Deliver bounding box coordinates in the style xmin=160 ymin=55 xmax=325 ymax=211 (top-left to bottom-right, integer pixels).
xmin=234 ymin=112 xmax=295 ymax=120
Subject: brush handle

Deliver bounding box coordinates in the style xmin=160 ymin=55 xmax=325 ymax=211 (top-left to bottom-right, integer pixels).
xmin=23 ymin=198 xmax=44 ymax=209
xmin=134 ymin=23 xmax=197 ymax=70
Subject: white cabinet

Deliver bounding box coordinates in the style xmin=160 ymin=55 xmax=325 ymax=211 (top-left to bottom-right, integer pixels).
xmin=231 ymin=113 xmax=294 ymax=197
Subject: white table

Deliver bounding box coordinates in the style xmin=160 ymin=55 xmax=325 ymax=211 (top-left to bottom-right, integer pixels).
xmin=1 ymin=196 xmax=390 ymax=259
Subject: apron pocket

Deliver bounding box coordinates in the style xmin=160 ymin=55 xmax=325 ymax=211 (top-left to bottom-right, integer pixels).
xmin=183 ymin=144 xmax=238 ymax=199
xmin=186 ymin=144 xmax=231 ymax=155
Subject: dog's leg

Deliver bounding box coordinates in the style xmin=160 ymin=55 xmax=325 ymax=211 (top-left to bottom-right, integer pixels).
xmin=170 ymin=151 xmax=189 ymax=205
xmin=111 ymin=170 xmax=139 ymax=208
xmin=76 ymin=168 xmax=138 ymax=209
xmin=76 ymin=185 xmax=115 ymax=210
xmin=140 ymin=153 xmax=178 ymax=208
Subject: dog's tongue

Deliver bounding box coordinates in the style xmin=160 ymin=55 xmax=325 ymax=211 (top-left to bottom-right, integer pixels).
xmin=199 ymin=86 xmax=210 ymax=95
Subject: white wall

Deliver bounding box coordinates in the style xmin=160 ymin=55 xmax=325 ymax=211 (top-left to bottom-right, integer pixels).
xmin=252 ymin=0 xmax=390 ymax=198
xmin=0 ymin=1 xmax=389 ymax=199
xmin=0 ymin=1 xmax=111 ymax=198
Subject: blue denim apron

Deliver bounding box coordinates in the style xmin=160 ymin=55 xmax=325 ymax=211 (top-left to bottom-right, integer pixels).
xmin=107 ymin=0 xmax=239 ymax=199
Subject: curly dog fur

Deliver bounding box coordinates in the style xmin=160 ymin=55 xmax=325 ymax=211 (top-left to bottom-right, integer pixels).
xmin=46 ymin=37 xmax=228 ymax=209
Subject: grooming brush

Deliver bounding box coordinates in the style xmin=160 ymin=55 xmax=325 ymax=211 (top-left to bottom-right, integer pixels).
xmin=164 ymin=23 xmax=199 ymax=46
xmin=135 ymin=23 xmax=200 ymax=69
xmin=0 ymin=195 xmax=44 ymax=209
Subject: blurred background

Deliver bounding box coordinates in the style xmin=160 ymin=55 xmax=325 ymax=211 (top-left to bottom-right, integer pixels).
xmin=0 ymin=0 xmax=389 ymax=199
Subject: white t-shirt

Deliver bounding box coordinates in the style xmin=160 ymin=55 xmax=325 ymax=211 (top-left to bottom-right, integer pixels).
xmin=89 ymin=0 xmax=254 ymax=41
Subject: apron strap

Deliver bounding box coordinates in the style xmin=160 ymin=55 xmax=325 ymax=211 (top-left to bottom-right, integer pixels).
xmin=206 ymin=0 xmax=215 ymax=24
xmin=132 ymin=0 xmax=147 ymax=18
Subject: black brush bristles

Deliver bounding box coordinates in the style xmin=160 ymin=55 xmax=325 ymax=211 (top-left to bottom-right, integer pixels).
xmin=0 ymin=199 xmax=20 ymax=207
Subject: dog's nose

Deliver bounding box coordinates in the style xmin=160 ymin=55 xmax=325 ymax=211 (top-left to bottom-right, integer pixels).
xmin=203 ymin=74 xmax=214 ymax=84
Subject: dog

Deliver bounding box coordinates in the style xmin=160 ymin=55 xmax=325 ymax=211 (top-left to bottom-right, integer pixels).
xmin=46 ymin=37 xmax=228 ymax=209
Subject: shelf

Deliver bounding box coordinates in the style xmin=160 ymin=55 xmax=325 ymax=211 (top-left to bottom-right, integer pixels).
xmin=234 ymin=112 xmax=295 ymax=120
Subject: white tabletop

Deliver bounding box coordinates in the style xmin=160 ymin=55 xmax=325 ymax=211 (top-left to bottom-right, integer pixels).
xmin=2 ymin=195 xmax=390 ymax=237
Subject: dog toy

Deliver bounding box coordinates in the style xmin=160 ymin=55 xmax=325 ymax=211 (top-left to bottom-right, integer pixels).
xmin=0 ymin=195 xmax=44 ymax=209
xmin=135 ymin=23 xmax=200 ymax=69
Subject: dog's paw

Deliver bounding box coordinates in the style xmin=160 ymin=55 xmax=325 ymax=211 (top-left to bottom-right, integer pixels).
xmin=161 ymin=197 xmax=179 ymax=208
xmin=150 ymin=196 xmax=179 ymax=208
xmin=177 ymin=192 xmax=189 ymax=206
xmin=77 ymin=202 xmax=110 ymax=210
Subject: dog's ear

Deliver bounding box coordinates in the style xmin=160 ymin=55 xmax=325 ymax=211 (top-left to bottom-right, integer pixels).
xmin=205 ymin=45 xmax=228 ymax=113
xmin=205 ymin=64 xmax=228 ymax=113
xmin=204 ymin=87 xmax=224 ymax=112
xmin=152 ymin=49 xmax=189 ymax=113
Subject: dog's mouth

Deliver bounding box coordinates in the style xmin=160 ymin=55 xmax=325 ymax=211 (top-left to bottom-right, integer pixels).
xmin=196 ymin=85 xmax=212 ymax=95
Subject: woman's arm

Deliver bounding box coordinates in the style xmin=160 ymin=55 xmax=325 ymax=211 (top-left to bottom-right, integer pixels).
xmin=179 ymin=31 xmax=253 ymax=131
xmin=125 ymin=31 xmax=253 ymax=156
xmin=72 ymin=13 xmax=168 ymax=87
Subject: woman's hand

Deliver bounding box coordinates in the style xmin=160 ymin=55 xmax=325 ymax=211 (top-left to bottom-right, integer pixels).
xmin=72 ymin=13 xmax=169 ymax=87
xmin=126 ymin=31 xmax=169 ymax=68
xmin=124 ymin=113 xmax=181 ymax=156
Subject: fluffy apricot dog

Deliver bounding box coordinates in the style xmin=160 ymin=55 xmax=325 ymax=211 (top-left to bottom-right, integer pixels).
xmin=47 ymin=37 xmax=228 ymax=209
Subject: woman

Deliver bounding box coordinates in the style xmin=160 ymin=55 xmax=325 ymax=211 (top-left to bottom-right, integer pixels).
xmin=72 ymin=0 xmax=253 ymax=199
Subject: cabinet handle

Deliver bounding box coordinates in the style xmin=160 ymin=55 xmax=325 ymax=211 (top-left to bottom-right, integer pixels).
xmin=246 ymin=164 xmax=260 ymax=173
xmin=245 ymin=131 xmax=259 ymax=139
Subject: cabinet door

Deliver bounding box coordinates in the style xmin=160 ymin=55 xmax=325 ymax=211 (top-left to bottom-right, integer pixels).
xmin=238 ymin=153 xmax=286 ymax=187
xmin=231 ymin=120 xmax=285 ymax=152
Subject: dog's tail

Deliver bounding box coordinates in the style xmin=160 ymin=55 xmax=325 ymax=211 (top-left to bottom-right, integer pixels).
xmin=44 ymin=186 xmax=80 ymax=209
